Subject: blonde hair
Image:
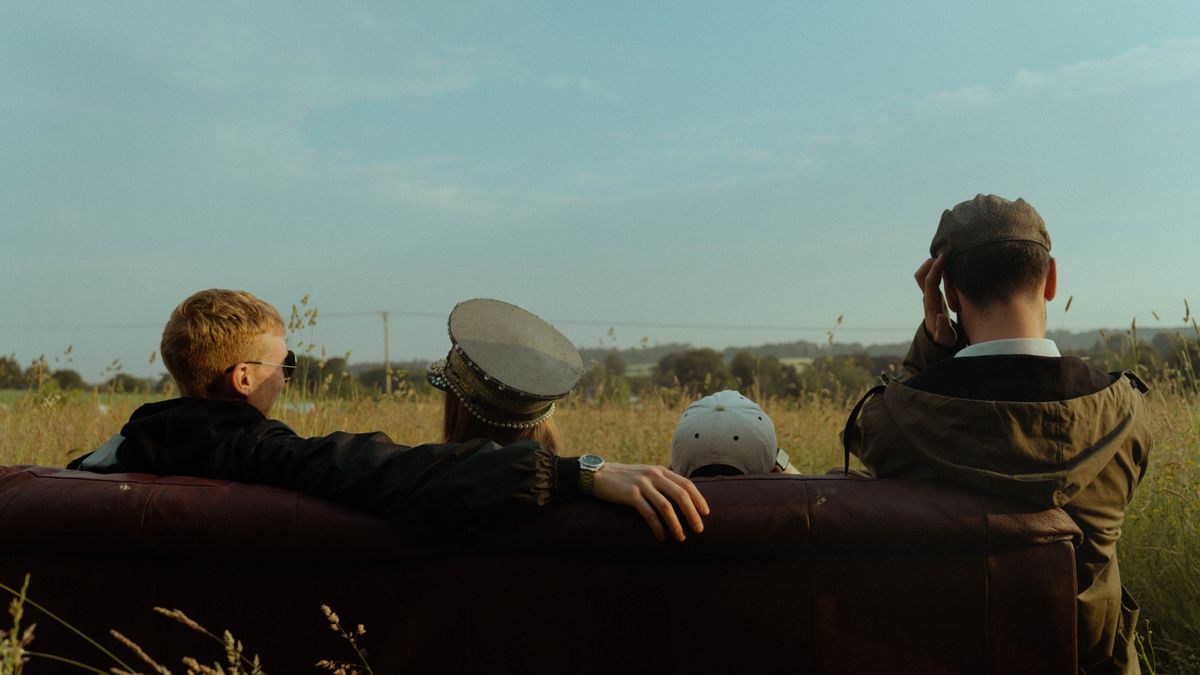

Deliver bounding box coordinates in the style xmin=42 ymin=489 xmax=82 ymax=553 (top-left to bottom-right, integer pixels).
xmin=161 ymin=289 xmax=286 ymax=397
xmin=442 ymin=392 xmax=563 ymax=454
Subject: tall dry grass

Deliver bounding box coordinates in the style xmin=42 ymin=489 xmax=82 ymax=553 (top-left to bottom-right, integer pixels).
xmin=1121 ymin=384 xmax=1200 ymax=674
xmin=0 ymin=388 xmax=851 ymax=473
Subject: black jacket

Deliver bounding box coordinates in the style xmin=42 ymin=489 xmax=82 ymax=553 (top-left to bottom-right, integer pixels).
xmin=67 ymin=398 xmax=582 ymax=530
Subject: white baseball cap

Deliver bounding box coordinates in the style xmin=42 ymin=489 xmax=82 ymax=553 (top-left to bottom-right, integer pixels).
xmin=670 ymin=390 xmax=786 ymax=477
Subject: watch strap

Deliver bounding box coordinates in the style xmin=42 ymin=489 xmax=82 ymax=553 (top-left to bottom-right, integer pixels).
xmin=554 ymin=456 xmax=582 ymax=499
xmin=580 ymin=464 xmax=597 ymax=495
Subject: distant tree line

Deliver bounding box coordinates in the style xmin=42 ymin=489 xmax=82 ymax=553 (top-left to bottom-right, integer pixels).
xmin=1087 ymin=329 xmax=1200 ymax=389
xmin=579 ymin=329 xmax=1200 ymax=403
xmin=0 ymin=352 xmax=443 ymax=398
xmin=575 ymin=347 xmax=899 ymax=404
xmin=649 ymin=349 xmax=894 ymax=402
xmin=0 ymin=354 xmax=94 ymax=392
xmin=5 ymin=329 xmax=1198 ymax=399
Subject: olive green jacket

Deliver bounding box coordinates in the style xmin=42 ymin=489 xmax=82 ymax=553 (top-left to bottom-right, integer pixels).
xmin=845 ymin=324 xmax=1151 ymax=675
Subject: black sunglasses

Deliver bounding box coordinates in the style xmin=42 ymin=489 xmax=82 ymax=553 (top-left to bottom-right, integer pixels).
xmin=233 ymin=350 xmax=297 ymax=382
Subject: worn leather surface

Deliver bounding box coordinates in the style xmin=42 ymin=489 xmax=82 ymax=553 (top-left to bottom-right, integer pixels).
xmin=0 ymin=466 xmax=1080 ymax=674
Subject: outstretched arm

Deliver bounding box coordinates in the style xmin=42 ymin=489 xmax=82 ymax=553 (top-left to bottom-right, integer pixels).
xmin=242 ymin=423 xmax=709 ymax=540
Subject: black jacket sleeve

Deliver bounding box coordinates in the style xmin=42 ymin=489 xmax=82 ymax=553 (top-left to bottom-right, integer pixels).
xmin=107 ymin=398 xmax=580 ymax=531
xmin=211 ymin=422 xmax=576 ymax=529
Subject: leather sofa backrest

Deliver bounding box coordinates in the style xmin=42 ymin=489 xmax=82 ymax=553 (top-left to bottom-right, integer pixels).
xmin=0 ymin=466 xmax=1081 ymax=674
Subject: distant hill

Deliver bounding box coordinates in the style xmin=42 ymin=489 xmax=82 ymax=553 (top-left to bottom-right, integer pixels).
xmin=576 ymin=326 xmax=1196 ymax=369
xmin=348 ymin=325 xmax=1196 ymax=372
xmin=576 ymin=339 xmax=910 ymax=370
xmin=345 ymin=359 xmax=433 ymax=376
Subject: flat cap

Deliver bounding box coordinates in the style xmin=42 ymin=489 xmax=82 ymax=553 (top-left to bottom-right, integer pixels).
xmin=931 ymin=194 xmax=1051 ymax=258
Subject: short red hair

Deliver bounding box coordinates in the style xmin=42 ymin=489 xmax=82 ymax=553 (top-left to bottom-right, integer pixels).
xmin=160 ymin=289 xmax=285 ymax=397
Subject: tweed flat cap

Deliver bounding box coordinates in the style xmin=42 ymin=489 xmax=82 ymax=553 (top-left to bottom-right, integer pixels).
xmin=427 ymin=299 xmax=583 ymax=429
xmin=931 ymin=194 xmax=1051 ymax=258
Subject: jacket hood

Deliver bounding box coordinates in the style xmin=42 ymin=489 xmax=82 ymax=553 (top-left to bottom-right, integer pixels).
xmin=118 ymin=397 xmax=269 ymax=473
xmin=884 ymin=370 xmax=1147 ymax=508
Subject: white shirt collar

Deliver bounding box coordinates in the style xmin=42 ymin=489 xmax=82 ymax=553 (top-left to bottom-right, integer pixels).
xmin=955 ymin=338 xmax=1061 ymax=358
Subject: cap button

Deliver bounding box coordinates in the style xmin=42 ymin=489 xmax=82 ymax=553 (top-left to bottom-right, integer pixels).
xmin=714 ymin=404 xmax=725 ymax=411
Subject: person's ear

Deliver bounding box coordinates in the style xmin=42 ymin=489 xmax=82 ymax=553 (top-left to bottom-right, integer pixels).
xmin=1044 ymin=257 xmax=1057 ymax=301
xmin=228 ymin=364 xmax=254 ymax=397
xmin=943 ymin=278 xmax=962 ymax=314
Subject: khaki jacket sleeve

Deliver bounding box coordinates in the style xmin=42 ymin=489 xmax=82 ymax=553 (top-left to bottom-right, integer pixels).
xmin=842 ymin=321 xmax=964 ymax=467
xmin=899 ymin=320 xmax=966 ymax=379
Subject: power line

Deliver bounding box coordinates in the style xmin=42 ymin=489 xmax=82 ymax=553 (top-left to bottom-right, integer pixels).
xmin=548 ymin=317 xmax=904 ymax=332
xmin=320 ymin=310 xmax=443 ymax=319
xmin=321 ymin=309 xmax=909 ymax=332
xmin=1 ymin=309 xmax=912 ymax=334
xmin=0 ymin=322 xmax=165 ymax=332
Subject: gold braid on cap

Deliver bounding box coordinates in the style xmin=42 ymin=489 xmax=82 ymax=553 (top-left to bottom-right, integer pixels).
xmin=442 ymin=348 xmax=558 ymax=430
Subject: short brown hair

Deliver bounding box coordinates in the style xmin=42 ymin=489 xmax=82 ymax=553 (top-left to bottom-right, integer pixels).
xmin=442 ymin=391 xmax=563 ymax=454
xmin=943 ymin=241 xmax=1051 ymax=309
xmin=161 ymin=289 xmax=286 ymax=397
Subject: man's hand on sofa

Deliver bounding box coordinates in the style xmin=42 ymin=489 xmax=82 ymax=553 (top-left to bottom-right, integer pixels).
xmin=592 ymin=464 xmax=710 ymax=542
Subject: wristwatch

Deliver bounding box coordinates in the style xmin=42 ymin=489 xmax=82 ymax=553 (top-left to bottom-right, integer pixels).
xmin=578 ymin=454 xmax=605 ymax=495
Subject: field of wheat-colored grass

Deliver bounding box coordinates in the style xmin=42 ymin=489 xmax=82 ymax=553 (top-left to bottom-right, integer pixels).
xmin=2 ymin=385 xmax=1197 ymax=672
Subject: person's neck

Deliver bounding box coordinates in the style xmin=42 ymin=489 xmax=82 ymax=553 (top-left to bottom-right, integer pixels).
xmin=961 ymin=300 xmax=1047 ymax=345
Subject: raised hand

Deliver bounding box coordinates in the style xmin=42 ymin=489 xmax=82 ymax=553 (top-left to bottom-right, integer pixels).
xmin=915 ymin=255 xmax=958 ymax=348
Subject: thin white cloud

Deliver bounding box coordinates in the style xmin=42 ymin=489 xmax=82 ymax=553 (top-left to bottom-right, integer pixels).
xmin=573 ymin=171 xmax=624 ymax=187
xmin=27 ymin=8 xmax=501 ymax=108
xmin=339 ymin=160 xmax=586 ymax=224
xmin=545 ymin=73 xmax=620 ymax=101
xmin=661 ymin=126 xmax=781 ymax=165
xmin=920 ymin=37 xmax=1200 ymax=111
xmin=170 ymin=37 xmax=490 ymax=104
xmin=358 ymin=14 xmax=398 ymax=43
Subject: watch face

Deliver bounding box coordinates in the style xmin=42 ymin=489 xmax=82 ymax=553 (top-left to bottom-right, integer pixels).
xmin=579 ymin=454 xmax=605 ymax=471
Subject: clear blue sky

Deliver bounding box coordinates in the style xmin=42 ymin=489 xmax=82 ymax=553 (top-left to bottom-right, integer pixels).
xmin=3 ymin=1 xmax=1199 ymax=381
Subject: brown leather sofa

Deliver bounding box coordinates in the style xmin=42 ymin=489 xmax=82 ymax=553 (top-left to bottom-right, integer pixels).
xmin=0 ymin=466 xmax=1080 ymax=674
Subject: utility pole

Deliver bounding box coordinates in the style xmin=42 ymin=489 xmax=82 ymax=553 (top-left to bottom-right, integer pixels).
xmin=382 ymin=311 xmax=391 ymax=395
